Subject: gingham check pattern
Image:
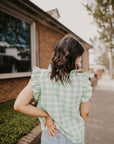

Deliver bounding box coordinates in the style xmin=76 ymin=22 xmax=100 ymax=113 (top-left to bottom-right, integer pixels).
xmin=31 ymin=64 xmax=93 ymax=143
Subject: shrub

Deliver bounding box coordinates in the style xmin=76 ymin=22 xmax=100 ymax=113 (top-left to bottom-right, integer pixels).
xmin=0 ymin=99 xmax=40 ymax=144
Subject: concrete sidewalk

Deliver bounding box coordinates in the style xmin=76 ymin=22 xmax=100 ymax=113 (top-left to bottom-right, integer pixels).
xmin=85 ymin=73 xmax=114 ymax=144
xmin=95 ymin=74 xmax=114 ymax=91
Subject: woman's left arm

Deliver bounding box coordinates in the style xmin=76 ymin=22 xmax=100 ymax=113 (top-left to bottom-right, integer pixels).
xmin=14 ymin=79 xmax=48 ymax=118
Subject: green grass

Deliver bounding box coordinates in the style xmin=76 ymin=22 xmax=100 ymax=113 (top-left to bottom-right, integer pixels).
xmin=0 ymin=99 xmax=40 ymax=144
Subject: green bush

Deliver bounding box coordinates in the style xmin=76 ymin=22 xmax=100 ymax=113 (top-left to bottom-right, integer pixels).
xmin=0 ymin=99 xmax=40 ymax=144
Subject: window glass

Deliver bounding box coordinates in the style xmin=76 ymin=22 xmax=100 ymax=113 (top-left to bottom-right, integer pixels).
xmin=0 ymin=11 xmax=31 ymax=73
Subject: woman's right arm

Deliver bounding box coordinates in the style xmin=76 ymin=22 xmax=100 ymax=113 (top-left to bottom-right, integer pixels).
xmin=80 ymin=100 xmax=90 ymax=126
xmin=14 ymin=80 xmax=49 ymax=118
xmin=14 ymin=80 xmax=58 ymax=137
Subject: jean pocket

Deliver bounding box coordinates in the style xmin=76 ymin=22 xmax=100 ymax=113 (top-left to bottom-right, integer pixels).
xmin=78 ymin=140 xmax=85 ymax=144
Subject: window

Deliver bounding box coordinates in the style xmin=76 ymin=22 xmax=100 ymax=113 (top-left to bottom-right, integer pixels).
xmin=0 ymin=9 xmax=38 ymax=79
xmin=0 ymin=11 xmax=31 ymax=73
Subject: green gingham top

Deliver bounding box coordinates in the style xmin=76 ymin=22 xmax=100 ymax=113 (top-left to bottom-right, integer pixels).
xmin=31 ymin=64 xmax=93 ymax=143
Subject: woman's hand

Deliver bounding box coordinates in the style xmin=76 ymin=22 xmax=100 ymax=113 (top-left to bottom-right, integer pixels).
xmin=44 ymin=114 xmax=58 ymax=137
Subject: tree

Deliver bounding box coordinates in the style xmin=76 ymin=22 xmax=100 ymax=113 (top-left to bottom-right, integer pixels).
xmin=83 ymin=0 xmax=114 ymax=78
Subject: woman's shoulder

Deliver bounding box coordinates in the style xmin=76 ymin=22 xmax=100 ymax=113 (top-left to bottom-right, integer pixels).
xmin=31 ymin=66 xmax=41 ymax=80
xmin=32 ymin=66 xmax=41 ymax=71
xmin=71 ymin=70 xmax=92 ymax=83
xmin=32 ymin=66 xmax=51 ymax=78
xmin=71 ymin=69 xmax=91 ymax=76
xmin=79 ymin=71 xmax=92 ymax=78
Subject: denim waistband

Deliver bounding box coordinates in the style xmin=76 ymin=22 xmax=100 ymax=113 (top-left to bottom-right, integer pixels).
xmin=41 ymin=129 xmax=85 ymax=144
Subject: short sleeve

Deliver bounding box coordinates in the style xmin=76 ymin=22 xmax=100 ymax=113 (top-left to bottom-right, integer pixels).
xmin=81 ymin=71 xmax=93 ymax=103
xmin=31 ymin=66 xmax=41 ymax=100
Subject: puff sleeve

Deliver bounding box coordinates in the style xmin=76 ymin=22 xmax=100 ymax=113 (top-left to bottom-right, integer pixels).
xmin=31 ymin=66 xmax=41 ymax=100
xmin=81 ymin=71 xmax=93 ymax=103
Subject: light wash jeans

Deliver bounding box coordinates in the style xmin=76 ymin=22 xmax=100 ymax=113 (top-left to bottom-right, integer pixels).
xmin=41 ymin=129 xmax=85 ymax=144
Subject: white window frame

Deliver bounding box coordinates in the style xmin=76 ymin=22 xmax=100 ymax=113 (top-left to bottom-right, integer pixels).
xmin=0 ymin=4 xmax=38 ymax=79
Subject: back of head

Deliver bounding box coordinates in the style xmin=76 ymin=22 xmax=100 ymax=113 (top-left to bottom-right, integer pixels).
xmin=49 ymin=35 xmax=85 ymax=85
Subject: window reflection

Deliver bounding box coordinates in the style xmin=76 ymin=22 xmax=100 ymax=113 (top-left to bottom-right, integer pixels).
xmin=0 ymin=11 xmax=31 ymax=74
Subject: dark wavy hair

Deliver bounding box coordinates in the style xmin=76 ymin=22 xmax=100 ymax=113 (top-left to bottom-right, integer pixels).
xmin=48 ymin=35 xmax=85 ymax=85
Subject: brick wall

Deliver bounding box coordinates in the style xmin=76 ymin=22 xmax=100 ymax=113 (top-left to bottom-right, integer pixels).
xmin=38 ymin=22 xmax=64 ymax=68
xmin=0 ymin=77 xmax=29 ymax=102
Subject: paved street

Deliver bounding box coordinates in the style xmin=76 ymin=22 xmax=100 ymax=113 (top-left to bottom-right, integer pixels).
xmin=85 ymin=73 xmax=114 ymax=144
